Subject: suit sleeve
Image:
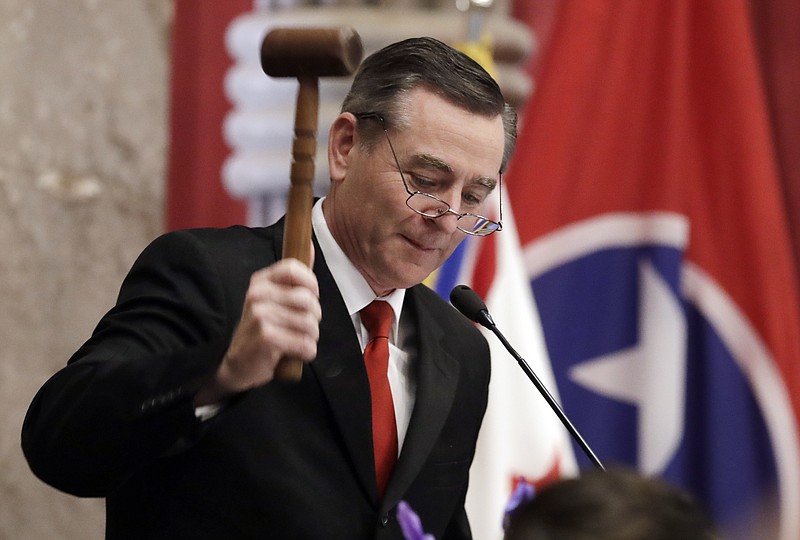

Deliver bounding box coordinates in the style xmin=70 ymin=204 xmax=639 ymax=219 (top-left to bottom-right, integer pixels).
xmin=440 ymin=501 xmax=472 ymax=540
xmin=21 ymin=230 xmax=237 ymax=497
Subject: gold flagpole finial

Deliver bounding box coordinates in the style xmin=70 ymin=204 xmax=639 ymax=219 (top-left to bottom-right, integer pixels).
xmin=453 ymin=0 xmax=497 ymax=78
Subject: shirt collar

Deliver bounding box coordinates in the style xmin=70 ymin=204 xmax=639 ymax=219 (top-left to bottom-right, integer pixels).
xmin=311 ymin=198 xmax=406 ymax=338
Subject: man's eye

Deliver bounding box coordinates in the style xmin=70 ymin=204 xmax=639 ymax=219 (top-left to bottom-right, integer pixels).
xmin=411 ymin=175 xmax=436 ymax=190
xmin=462 ymin=192 xmax=483 ymax=207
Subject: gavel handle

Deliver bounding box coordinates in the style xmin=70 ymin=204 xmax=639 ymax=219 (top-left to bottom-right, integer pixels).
xmin=274 ymin=76 xmax=318 ymax=382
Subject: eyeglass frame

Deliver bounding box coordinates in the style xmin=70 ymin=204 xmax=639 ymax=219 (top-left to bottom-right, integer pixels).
xmin=353 ymin=112 xmax=503 ymax=236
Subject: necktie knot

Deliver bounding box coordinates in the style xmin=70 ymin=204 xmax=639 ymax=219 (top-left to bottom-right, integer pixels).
xmin=361 ymin=300 xmax=393 ymax=342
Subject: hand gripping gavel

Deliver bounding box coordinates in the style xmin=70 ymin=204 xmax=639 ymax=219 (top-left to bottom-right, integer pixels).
xmin=261 ymin=27 xmax=363 ymax=381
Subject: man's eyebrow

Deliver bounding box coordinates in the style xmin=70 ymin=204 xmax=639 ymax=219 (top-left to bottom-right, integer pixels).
xmin=408 ymin=154 xmax=498 ymax=190
xmin=474 ymin=176 xmax=498 ymax=191
xmin=408 ymin=153 xmax=453 ymax=173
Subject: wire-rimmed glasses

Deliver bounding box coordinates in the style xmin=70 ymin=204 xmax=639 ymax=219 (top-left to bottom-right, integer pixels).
xmin=354 ymin=112 xmax=503 ymax=237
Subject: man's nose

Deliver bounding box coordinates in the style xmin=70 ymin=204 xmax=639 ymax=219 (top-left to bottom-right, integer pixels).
xmin=425 ymin=206 xmax=460 ymax=234
xmin=440 ymin=187 xmax=464 ymax=215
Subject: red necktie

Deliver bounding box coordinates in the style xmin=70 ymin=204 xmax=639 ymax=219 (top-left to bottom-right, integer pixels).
xmin=360 ymin=300 xmax=398 ymax=497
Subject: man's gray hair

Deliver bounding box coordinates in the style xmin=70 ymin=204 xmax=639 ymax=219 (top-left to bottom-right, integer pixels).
xmin=341 ymin=36 xmax=517 ymax=172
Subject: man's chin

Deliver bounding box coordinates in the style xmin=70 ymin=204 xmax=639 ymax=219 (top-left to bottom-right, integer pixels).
xmin=391 ymin=262 xmax=441 ymax=290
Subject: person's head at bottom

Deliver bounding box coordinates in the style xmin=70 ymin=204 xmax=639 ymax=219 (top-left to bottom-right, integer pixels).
xmin=504 ymin=468 xmax=719 ymax=540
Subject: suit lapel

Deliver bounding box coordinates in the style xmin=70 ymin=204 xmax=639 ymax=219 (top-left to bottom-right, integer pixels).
xmin=308 ymin=242 xmax=378 ymax=505
xmin=293 ymin=227 xmax=461 ymax=509
xmin=382 ymin=287 xmax=461 ymax=510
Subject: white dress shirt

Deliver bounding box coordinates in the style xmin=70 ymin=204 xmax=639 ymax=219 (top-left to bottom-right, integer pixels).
xmin=312 ymin=198 xmax=417 ymax=453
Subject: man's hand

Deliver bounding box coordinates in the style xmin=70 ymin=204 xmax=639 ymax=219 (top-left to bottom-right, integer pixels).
xmin=195 ymin=258 xmax=321 ymax=405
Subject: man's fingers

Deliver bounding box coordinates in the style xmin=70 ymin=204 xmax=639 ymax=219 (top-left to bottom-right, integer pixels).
xmin=215 ymin=257 xmax=323 ymax=393
xmin=250 ymin=302 xmax=320 ymax=351
xmin=255 ymin=322 xmax=318 ymax=361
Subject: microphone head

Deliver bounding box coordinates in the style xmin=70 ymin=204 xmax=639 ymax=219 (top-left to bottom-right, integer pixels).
xmin=450 ymin=285 xmax=494 ymax=328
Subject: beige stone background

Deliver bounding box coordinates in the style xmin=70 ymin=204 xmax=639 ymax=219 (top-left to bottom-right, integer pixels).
xmin=1 ymin=1 xmax=173 ymax=537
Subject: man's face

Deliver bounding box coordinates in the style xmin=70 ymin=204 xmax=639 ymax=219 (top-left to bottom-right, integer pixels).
xmin=325 ymin=88 xmax=505 ymax=296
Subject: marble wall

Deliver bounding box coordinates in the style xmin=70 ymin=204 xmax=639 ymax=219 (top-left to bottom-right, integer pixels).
xmin=0 ymin=1 xmax=173 ymax=537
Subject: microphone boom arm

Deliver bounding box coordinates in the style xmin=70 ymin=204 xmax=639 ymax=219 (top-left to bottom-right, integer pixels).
xmin=450 ymin=284 xmax=604 ymax=470
xmin=487 ymin=323 xmax=605 ymax=470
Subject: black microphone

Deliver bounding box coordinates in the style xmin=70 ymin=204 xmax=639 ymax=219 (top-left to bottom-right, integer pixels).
xmin=450 ymin=284 xmax=605 ymax=470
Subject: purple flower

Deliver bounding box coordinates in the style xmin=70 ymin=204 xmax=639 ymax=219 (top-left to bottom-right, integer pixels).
xmin=503 ymin=479 xmax=536 ymax=530
xmin=397 ymin=500 xmax=436 ymax=540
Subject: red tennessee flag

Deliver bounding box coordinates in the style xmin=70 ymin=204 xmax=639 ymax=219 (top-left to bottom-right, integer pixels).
xmin=509 ymin=1 xmax=800 ymax=539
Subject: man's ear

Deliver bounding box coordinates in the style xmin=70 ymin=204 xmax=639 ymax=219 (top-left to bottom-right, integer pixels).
xmin=328 ymin=113 xmax=357 ymax=184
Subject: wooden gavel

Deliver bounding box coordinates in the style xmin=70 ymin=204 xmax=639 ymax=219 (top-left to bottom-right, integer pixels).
xmin=261 ymin=27 xmax=363 ymax=381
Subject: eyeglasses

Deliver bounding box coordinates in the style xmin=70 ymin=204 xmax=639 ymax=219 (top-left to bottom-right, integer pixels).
xmin=354 ymin=112 xmax=503 ymax=237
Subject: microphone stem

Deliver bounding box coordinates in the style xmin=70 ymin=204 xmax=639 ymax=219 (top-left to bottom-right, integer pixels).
xmin=488 ymin=325 xmax=605 ymax=471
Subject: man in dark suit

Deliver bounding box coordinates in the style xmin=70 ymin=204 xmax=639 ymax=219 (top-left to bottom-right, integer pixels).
xmin=22 ymin=36 xmax=517 ymax=539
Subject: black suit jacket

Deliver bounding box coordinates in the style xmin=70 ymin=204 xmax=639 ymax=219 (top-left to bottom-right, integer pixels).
xmin=22 ymin=221 xmax=491 ymax=540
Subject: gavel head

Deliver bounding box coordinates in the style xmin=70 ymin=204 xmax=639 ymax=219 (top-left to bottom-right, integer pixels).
xmin=261 ymin=27 xmax=364 ymax=79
